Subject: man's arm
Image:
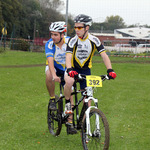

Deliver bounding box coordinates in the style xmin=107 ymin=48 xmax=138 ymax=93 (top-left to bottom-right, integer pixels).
xmin=65 ymin=53 xmax=78 ymax=77
xmin=47 ymin=57 xmax=60 ymax=82
xmin=100 ymin=52 xmax=117 ymax=79
xmin=47 ymin=57 xmax=55 ymax=76
xmin=100 ymin=52 xmax=112 ymax=69
xmin=66 ymin=53 xmax=72 ymax=69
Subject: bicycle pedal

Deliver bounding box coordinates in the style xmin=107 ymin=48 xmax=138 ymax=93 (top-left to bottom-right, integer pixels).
xmin=65 ymin=110 xmax=73 ymax=114
xmin=86 ymin=137 xmax=90 ymax=144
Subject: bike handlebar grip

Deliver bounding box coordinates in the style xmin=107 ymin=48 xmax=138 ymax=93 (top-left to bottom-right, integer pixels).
xmin=100 ymin=75 xmax=109 ymax=80
xmin=74 ymin=74 xmax=86 ymax=81
xmin=78 ymin=74 xmax=82 ymax=79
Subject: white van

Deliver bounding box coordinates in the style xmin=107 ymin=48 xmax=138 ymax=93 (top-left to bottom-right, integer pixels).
xmin=137 ymin=44 xmax=150 ymax=53
xmin=137 ymin=44 xmax=150 ymax=48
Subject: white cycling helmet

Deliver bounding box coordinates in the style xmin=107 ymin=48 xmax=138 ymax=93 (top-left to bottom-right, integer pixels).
xmin=74 ymin=14 xmax=92 ymax=26
xmin=49 ymin=21 xmax=67 ymax=33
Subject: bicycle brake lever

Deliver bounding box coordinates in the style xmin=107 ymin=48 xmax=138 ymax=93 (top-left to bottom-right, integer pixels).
xmin=75 ymin=74 xmax=85 ymax=81
xmin=101 ymin=75 xmax=109 ymax=81
xmin=105 ymin=75 xmax=109 ymax=80
xmin=78 ymin=74 xmax=82 ymax=79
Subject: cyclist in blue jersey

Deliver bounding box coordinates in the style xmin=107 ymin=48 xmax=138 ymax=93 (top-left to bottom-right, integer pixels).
xmin=64 ymin=15 xmax=117 ymax=133
xmin=45 ymin=21 xmax=69 ymax=109
xmin=45 ymin=21 xmax=77 ymax=134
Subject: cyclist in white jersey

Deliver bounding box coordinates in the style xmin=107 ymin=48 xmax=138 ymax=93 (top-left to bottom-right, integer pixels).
xmin=64 ymin=15 xmax=117 ymax=130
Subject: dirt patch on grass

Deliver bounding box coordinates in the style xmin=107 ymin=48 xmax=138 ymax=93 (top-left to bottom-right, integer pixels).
xmin=0 ymin=60 xmax=150 ymax=68
xmin=93 ymin=60 xmax=150 ymax=64
xmin=0 ymin=64 xmax=45 ymax=68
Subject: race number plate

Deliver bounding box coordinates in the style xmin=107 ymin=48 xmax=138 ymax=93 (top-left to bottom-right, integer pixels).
xmin=86 ymin=75 xmax=102 ymax=87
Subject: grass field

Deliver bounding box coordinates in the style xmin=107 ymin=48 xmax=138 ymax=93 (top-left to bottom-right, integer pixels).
xmin=0 ymin=50 xmax=150 ymax=150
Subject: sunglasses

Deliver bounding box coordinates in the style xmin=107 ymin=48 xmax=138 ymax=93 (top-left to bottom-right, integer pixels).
xmin=74 ymin=26 xmax=84 ymax=30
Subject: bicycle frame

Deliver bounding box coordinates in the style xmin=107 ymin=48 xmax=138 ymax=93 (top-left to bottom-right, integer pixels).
xmin=48 ymin=74 xmax=110 ymax=149
xmin=57 ymin=78 xmax=101 ymax=136
xmin=57 ymin=80 xmax=87 ymax=127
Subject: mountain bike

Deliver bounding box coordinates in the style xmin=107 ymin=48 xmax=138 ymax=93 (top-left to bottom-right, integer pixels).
xmin=47 ymin=74 xmax=110 ymax=150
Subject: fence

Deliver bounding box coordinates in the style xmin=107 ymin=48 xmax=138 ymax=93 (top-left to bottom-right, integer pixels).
xmin=0 ymin=37 xmax=150 ymax=54
xmin=102 ymin=39 xmax=150 ymax=54
xmin=105 ymin=45 xmax=150 ymax=54
xmin=0 ymin=37 xmax=49 ymax=52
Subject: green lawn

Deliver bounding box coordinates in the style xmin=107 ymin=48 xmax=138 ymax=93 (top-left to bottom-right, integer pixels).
xmin=0 ymin=50 xmax=150 ymax=150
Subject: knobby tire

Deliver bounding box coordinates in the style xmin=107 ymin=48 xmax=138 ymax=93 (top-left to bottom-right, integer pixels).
xmin=81 ymin=108 xmax=109 ymax=150
xmin=47 ymin=95 xmax=62 ymax=136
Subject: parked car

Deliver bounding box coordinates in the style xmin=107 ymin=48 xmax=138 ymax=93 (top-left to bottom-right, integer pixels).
xmin=115 ymin=44 xmax=131 ymax=47
xmin=137 ymin=44 xmax=150 ymax=48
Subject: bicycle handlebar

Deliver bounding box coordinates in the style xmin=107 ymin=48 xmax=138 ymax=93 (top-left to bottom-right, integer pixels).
xmin=75 ymin=74 xmax=109 ymax=81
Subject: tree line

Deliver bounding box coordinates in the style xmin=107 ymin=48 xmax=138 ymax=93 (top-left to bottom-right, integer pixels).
xmin=0 ymin=0 xmax=69 ymax=39
xmin=0 ymin=0 xmax=149 ymax=40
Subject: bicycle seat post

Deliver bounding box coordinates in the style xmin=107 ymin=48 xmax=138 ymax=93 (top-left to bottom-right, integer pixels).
xmin=59 ymin=83 xmax=63 ymax=97
xmin=58 ymin=76 xmax=63 ymax=97
xmin=73 ymin=81 xmax=80 ymax=122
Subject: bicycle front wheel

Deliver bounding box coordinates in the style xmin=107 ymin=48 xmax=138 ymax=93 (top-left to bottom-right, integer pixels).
xmin=81 ymin=108 xmax=109 ymax=150
xmin=47 ymin=95 xmax=62 ymax=136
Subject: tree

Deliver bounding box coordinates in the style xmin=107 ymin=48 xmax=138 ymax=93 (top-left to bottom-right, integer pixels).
xmin=105 ymin=15 xmax=126 ymax=30
xmin=90 ymin=22 xmax=107 ymax=32
xmin=0 ymin=0 xmax=22 ymax=37
xmin=38 ymin=0 xmax=66 ymax=38
xmin=67 ymin=14 xmax=75 ymax=36
xmin=21 ymin=0 xmax=42 ymax=38
xmin=0 ymin=0 xmax=79 ymax=39
xmin=90 ymin=15 xmax=127 ymax=32
xmin=38 ymin=0 xmax=64 ymax=10
xmin=0 ymin=1 xmax=4 ymax=30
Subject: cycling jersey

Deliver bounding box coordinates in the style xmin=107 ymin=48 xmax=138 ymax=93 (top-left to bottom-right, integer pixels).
xmin=66 ymin=33 xmax=105 ymax=69
xmin=45 ymin=36 xmax=70 ymax=71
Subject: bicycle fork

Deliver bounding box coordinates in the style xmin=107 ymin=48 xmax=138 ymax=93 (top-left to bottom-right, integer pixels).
xmin=84 ymin=97 xmax=100 ymax=137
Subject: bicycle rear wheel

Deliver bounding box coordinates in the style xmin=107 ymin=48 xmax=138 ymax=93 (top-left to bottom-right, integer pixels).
xmin=81 ymin=108 xmax=109 ymax=150
xmin=47 ymin=95 xmax=62 ymax=136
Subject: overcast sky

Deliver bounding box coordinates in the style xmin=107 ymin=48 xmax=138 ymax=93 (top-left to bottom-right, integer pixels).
xmin=61 ymin=0 xmax=150 ymax=26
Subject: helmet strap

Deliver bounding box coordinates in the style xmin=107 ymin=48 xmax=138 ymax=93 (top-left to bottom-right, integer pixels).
xmin=80 ymin=26 xmax=88 ymax=39
xmin=56 ymin=33 xmax=63 ymax=44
